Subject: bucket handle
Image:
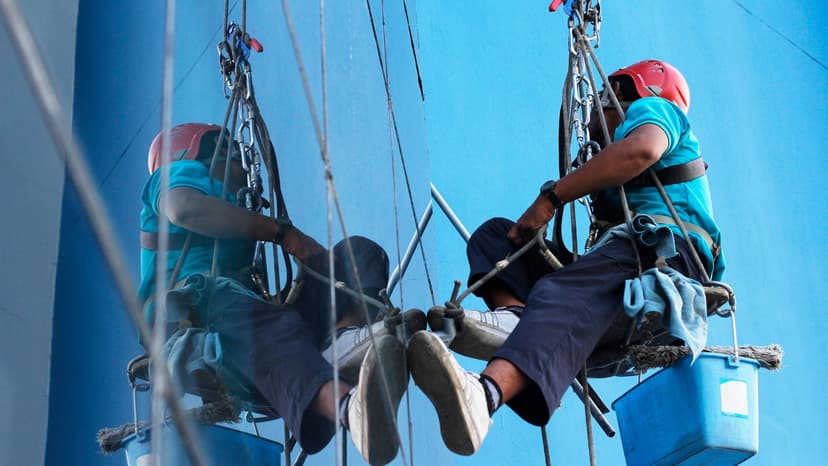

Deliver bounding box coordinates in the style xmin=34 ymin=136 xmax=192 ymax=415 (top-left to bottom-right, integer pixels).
xmin=707 ymin=280 xmax=739 ymax=365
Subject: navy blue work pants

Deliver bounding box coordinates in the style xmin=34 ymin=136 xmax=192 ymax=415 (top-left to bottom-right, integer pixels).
xmin=467 ymin=217 xmax=703 ymax=426
xmin=205 ymin=285 xmax=336 ymax=454
xmin=189 ymin=236 xmax=389 ymax=454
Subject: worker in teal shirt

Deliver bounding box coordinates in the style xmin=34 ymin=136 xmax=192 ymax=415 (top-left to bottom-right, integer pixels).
xmin=407 ymin=60 xmax=726 ymax=456
xmin=137 ymin=123 xmax=413 ymax=465
xmin=593 ymin=91 xmax=724 ymax=280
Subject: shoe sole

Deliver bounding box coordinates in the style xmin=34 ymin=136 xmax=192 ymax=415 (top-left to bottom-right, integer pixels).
xmin=407 ymin=331 xmax=481 ymax=456
xmin=360 ymin=334 xmax=408 ymax=465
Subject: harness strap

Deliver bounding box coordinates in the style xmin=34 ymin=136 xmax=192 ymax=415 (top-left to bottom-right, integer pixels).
xmin=592 ymin=213 xmax=720 ymax=260
xmin=647 ymin=214 xmax=720 ymax=259
xmin=625 ymin=158 xmax=707 ymax=188
xmin=140 ymin=230 xmax=214 ymax=250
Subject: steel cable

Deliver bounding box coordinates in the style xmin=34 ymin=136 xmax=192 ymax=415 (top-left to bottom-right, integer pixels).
xmin=279 ymin=2 xmax=411 ymax=464
xmin=366 ymin=0 xmax=436 ymax=307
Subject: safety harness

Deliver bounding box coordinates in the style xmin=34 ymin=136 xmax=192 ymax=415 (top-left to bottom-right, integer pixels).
xmin=590 ymin=157 xmax=720 ymax=259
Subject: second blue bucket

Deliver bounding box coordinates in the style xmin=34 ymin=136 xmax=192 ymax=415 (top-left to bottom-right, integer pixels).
xmin=612 ymin=352 xmax=760 ymax=466
xmin=123 ymin=423 xmax=284 ymax=466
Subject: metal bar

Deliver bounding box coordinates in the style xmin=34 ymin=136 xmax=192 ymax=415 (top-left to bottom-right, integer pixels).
xmin=579 ymin=369 xmax=597 ymax=466
xmin=430 ymin=183 xmax=470 ymax=242
xmin=386 ymin=201 xmax=433 ymax=295
xmin=453 ymin=235 xmax=539 ymax=307
xmin=541 ymin=425 xmax=553 ymax=466
xmin=569 ymin=379 xmax=616 ymax=437
xmin=0 ymin=2 xmax=208 ymax=465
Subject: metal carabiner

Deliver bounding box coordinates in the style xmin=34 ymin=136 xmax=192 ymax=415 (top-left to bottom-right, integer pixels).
xmin=236 ymin=120 xmax=254 ymax=173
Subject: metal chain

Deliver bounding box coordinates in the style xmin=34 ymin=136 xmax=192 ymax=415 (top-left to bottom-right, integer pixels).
xmin=555 ymin=3 xmax=604 ymax=466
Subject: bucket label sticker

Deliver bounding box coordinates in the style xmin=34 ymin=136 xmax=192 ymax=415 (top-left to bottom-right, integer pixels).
xmin=720 ymin=378 xmax=749 ymax=418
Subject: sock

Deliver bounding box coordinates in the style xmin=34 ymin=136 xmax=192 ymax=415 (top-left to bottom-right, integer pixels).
xmin=479 ymin=374 xmax=503 ymax=416
xmin=493 ymin=305 xmax=524 ymax=317
xmin=339 ymin=391 xmax=352 ymax=429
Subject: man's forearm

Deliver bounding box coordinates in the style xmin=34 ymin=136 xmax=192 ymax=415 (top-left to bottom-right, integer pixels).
xmin=165 ymin=187 xmax=324 ymax=261
xmin=166 ymin=188 xmax=278 ymax=240
xmin=555 ymin=124 xmax=667 ymax=202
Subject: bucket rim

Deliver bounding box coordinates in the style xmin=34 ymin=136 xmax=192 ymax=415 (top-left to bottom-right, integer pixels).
xmin=611 ymin=352 xmax=760 ymax=409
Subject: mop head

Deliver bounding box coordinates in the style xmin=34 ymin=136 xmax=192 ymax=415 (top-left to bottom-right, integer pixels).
xmin=628 ymin=344 xmax=783 ymax=372
xmin=96 ymin=394 xmax=239 ymax=454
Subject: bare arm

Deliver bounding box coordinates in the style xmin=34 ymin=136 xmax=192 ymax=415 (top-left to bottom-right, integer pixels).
xmin=508 ymin=123 xmax=669 ymax=244
xmin=164 ymin=187 xmax=325 ymax=261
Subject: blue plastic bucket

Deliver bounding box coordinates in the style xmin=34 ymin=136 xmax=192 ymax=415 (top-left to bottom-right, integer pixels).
xmin=612 ymin=353 xmax=759 ymax=466
xmin=123 ymin=423 xmax=283 ymax=466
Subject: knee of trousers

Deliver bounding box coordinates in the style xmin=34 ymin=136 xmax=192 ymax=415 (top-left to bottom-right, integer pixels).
xmin=468 ymin=217 xmax=514 ymax=253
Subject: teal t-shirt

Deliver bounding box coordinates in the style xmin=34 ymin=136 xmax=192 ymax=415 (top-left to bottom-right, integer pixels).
xmin=138 ymin=160 xmax=255 ymax=306
xmin=600 ymin=97 xmax=725 ymax=280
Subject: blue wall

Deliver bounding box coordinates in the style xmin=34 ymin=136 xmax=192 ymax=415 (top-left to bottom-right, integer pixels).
xmin=46 ymin=0 xmax=824 ymax=465
xmin=49 ymin=1 xmax=433 ymax=465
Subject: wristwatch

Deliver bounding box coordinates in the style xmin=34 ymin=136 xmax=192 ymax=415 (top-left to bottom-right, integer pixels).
xmin=539 ymin=180 xmax=563 ymax=209
xmin=273 ymin=216 xmax=293 ymax=244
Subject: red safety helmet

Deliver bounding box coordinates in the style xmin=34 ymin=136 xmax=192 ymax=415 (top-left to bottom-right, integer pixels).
xmin=147 ymin=123 xmax=223 ymax=174
xmin=609 ymin=59 xmax=690 ymax=113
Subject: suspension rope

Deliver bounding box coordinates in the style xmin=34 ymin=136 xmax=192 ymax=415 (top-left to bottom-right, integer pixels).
xmin=401 ymin=0 xmax=424 ymax=101
xmin=378 ymin=2 xmax=416 ymax=464
xmin=211 ymin=10 xmax=296 ymax=301
xmin=366 ymin=0 xmax=437 ymax=307
xmin=317 ymin=2 xmax=346 ymax=462
xmin=279 ymin=2 xmax=411 ymax=464
xmin=150 ymin=0 xmax=179 ymax=461
xmin=554 ymin=2 xmax=608 ymax=465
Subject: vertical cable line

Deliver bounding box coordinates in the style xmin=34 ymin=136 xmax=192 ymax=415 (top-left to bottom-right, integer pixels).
xmin=0 ymin=1 xmax=208 ymax=465
xmin=150 ymin=0 xmax=178 ymax=463
xmin=366 ymin=0 xmax=436 ymax=306
xmin=319 ymin=2 xmax=344 ymax=464
xmin=380 ymin=2 xmax=416 ymax=464
xmin=401 ymin=0 xmax=424 ymax=101
xmin=279 ymin=1 xmax=410 ymax=464
xmin=552 ymin=5 xmax=613 ymax=465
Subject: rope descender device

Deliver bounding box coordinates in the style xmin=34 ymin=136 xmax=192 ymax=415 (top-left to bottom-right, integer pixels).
xmin=218 ymin=22 xmax=263 ymax=99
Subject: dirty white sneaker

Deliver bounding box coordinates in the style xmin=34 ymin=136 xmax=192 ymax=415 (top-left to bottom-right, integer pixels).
xmin=427 ymin=305 xmax=521 ymax=361
xmin=407 ymin=331 xmax=492 ymax=455
xmin=347 ymin=334 xmax=408 ymax=465
xmin=323 ymin=309 xmax=426 ymax=385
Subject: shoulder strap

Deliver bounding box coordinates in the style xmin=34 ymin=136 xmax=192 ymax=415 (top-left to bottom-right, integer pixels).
xmin=625 ymin=157 xmax=707 ymax=188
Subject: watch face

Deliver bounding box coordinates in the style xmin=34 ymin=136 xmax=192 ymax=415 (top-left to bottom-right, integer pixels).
xmin=540 ymin=180 xmax=557 ymax=193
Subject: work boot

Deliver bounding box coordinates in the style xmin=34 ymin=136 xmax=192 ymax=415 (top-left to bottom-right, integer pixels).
xmin=348 ymin=334 xmax=409 ymax=465
xmin=427 ymin=305 xmax=521 ymax=361
xmin=323 ymin=308 xmax=426 ymax=385
xmin=407 ymin=331 xmax=492 ymax=455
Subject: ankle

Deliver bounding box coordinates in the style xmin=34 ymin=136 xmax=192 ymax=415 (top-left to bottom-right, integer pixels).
xmin=339 ymin=390 xmax=353 ymax=429
xmin=478 ymin=374 xmax=503 ymax=416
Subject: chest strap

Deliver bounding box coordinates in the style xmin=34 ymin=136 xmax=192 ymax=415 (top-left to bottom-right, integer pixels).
xmin=140 ymin=231 xmax=215 ymax=250
xmin=625 ymin=157 xmax=707 ymax=188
